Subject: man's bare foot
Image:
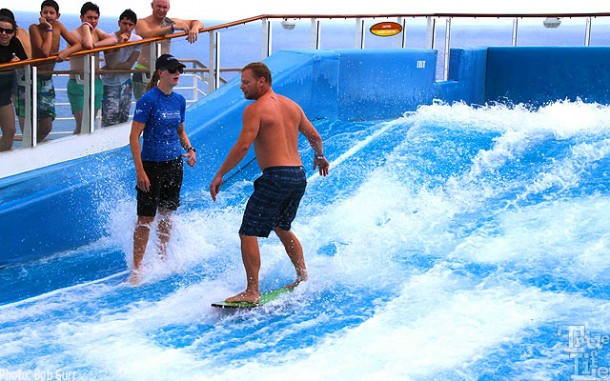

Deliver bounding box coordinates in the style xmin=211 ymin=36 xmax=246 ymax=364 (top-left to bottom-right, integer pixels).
xmin=225 ymin=290 xmax=260 ymax=304
xmin=128 ymin=271 xmax=141 ymax=286
xmin=285 ymin=274 xmax=308 ymax=290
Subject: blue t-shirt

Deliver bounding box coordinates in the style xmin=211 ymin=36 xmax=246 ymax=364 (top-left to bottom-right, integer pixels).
xmin=134 ymin=86 xmax=186 ymax=162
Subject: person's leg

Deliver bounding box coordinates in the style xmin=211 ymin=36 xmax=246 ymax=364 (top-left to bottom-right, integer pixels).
xmin=132 ymin=72 xmax=148 ymax=101
xmin=101 ymin=85 xmax=117 ymax=127
xmin=67 ymin=79 xmax=84 ymax=134
xmin=156 ymin=207 xmax=173 ymax=261
xmin=0 ymin=104 xmax=16 ymax=151
xmin=36 ymin=117 xmax=53 ymax=142
xmin=225 ymin=234 xmax=261 ymax=303
xmin=37 ymin=79 xmax=56 ymax=142
xmin=130 ymin=215 xmax=154 ymax=285
xmin=72 ymin=110 xmax=83 ymax=134
xmin=118 ymin=79 xmax=133 ymax=124
xmin=274 ymin=227 xmax=308 ymax=289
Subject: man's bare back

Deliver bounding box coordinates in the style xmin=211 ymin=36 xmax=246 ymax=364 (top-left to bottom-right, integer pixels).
xmin=249 ymin=92 xmax=305 ymax=170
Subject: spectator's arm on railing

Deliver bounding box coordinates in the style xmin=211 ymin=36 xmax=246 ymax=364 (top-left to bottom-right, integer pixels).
xmin=170 ymin=18 xmax=203 ymax=43
xmin=93 ymin=29 xmax=118 ymax=49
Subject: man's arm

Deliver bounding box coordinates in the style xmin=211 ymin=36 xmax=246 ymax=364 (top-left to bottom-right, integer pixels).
xmin=57 ymin=23 xmax=82 ymax=61
xmin=29 ymin=22 xmax=53 ymax=58
xmin=209 ymin=106 xmax=259 ymax=201
xmin=135 ymin=18 xmax=173 ymax=39
xmin=77 ymin=24 xmax=93 ymax=49
xmin=94 ymin=29 xmax=118 ymax=49
xmin=170 ymin=18 xmax=203 ymax=44
xmin=298 ymin=108 xmax=329 ymax=176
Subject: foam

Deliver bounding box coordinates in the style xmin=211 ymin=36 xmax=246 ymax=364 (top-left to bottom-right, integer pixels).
xmin=3 ymin=100 xmax=610 ymax=379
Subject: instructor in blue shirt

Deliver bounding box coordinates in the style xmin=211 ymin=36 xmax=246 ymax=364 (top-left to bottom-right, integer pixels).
xmin=128 ymin=54 xmax=196 ymax=285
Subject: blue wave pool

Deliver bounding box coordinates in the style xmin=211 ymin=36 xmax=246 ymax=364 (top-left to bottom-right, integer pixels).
xmin=2 ymin=99 xmax=610 ymax=380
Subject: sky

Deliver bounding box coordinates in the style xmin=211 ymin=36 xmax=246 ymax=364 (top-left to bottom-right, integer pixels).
xmin=6 ymin=0 xmax=610 ymax=21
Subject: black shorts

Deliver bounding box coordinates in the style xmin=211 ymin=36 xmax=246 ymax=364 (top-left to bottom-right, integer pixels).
xmin=239 ymin=166 xmax=307 ymax=238
xmin=0 ymin=72 xmax=15 ymax=107
xmin=136 ymin=158 xmax=184 ymax=217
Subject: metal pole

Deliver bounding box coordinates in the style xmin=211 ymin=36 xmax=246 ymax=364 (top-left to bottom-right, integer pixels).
xmin=309 ymin=18 xmax=322 ymax=50
xmin=584 ymin=17 xmax=592 ymax=46
xmin=22 ymin=65 xmax=33 ymax=148
xmin=262 ymin=18 xmax=272 ymax=58
xmin=81 ymin=54 xmax=92 ymax=134
xmin=89 ymin=55 xmax=96 ymax=133
xmin=444 ymin=18 xmax=451 ymax=81
xmin=149 ymin=43 xmax=157 ymax=78
xmin=356 ymin=18 xmax=365 ymax=49
xmin=214 ymin=32 xmax=221 ymax=91
xmin=426 ymin=17 xmax=436 ymax=49
xmin=512 ymin=18 xmax=519 ymax=46
xmin=208 ymin=30 xmax=215 ymax=94
xmin=315 ymin=19 xmax=321 ymax=49
xmin=401 ymin=17 xmax=407 ymax=48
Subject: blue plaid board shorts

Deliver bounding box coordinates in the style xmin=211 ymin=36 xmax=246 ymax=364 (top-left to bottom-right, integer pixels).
xmin=239 ymin=166 xmax=307 ymax=238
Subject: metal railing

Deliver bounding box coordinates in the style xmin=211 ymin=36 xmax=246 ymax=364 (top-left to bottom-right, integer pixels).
xmin=1 ymin=12 xmax=609 ymax=154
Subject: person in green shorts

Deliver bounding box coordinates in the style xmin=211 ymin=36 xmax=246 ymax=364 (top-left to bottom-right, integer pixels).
xmin=67 ymin=2 xmax=116 ymax=134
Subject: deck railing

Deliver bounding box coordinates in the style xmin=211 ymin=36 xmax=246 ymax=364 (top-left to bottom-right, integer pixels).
xmin=0 ymin=12 xmax=609 ymax=155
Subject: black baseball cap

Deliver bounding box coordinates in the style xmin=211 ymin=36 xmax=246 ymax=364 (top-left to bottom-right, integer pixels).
xmin=155 ymin=54 xmax=186 ymax=71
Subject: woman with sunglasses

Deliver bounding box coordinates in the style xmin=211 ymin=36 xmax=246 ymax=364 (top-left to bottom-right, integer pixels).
xmin=128 ymin=54 xmax=197 ymax=285
xmin=0 ymin=16 xmax=27 ymax=151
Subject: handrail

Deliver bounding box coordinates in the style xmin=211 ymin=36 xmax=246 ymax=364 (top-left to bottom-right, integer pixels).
xmin=2 ymin=11 xmax=610 ymax=71
xmin=1 ymin=10 xmax=609 ymax=156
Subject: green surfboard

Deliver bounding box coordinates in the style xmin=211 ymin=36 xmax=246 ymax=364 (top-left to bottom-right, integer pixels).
xmin=211 ymin=286 xmax=293 ymax=309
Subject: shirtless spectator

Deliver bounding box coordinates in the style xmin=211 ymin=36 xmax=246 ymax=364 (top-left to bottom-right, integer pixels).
xmin=24 ymin=0 xmax=81 ymax=142
xmin=67 ymin=2 xmax=116 ymax=134
xmin=132 ymin=0 xmax=203 ymax=100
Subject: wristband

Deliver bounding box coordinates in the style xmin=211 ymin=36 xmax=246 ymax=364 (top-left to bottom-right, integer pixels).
xmin=315 ymin=155 xmax=325 ymax=160
xmin=46 ymin=29 xmax=53 ymax=33
xmin=186 ymin=146 xmax=196 ymax=153
xmin=170 ymin=25 xmax=175 ymax=34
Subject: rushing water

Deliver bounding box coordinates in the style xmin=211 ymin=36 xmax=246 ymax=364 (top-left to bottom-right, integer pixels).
xmin=2 ymin=100 xmax=610 ymax=380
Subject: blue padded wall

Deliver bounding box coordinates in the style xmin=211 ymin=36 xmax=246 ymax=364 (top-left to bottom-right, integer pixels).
xmin=485 ymin=47 xmax=610 ymax=107
xmin=435 ymin=48 xmax=487 ymax=105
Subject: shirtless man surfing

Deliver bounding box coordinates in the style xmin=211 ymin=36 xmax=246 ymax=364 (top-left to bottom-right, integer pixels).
xmin=209 ymin=62 xmax=330 ymax=304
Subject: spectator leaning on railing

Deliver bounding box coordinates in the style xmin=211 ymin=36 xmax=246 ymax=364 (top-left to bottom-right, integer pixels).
xmin=101 ymin=9 xmax=142 ymax=127
xmin=132 ymin=0 xmax=203 ymax=100
xmin=25 ymin=0 xmax=82 ymax=143
xmin=0 ymin=15 xmax=27 ymax=151
xmin=68 ymin=1 xmax=116 ymax=135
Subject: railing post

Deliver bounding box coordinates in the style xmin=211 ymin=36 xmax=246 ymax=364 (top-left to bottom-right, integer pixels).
xmin=426 ymin=17 xmax=436 ymax=49
xmin=262 ymin=18 xmax=272 ymax=58
xmin=21 ymin=65 xmax=33 ymax=148
xmin=399 ymin=17 xmax=407 ymax=48
xmin=584 ymin=17 xmax=592 ymax=46
xmin=355 ymin=18 xmax=365 ymax=49
xmin=214 ymin=32 xmax=220 ymax=91
xmin=310 ymin=18 xmax=321 ymax=50
xmin=149 ymin=43 xmax=157 ymax=78
xmin=81 ymin=54 xmax=93 ymax=134
xmin=208 ymin=30 xmax=215 ymax=94
xmin=512 ymin=18 xmax=519 ymax=46
xmin=443 ymin=18 xmax=451 ymax=81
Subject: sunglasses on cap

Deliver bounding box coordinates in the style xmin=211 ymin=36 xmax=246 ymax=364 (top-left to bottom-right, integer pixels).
xmin=160 ymin=66 xmax=184 ymax=74
xmin=0 ymin=27 xmax=15 ymax=34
